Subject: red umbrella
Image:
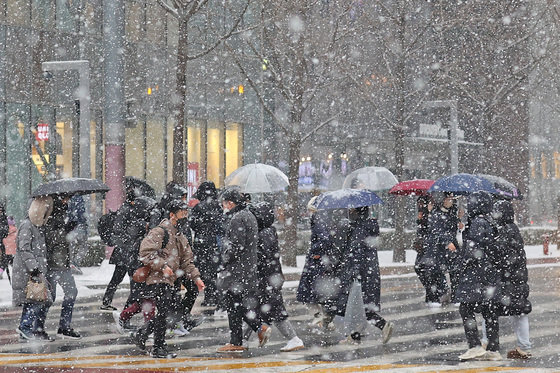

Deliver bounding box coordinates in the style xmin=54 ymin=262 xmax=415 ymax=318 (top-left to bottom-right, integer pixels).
xmin=389 ymin=179 xmax=435 ymax=196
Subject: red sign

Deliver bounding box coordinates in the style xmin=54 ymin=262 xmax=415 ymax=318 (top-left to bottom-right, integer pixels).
xmin=36 ymin=123 xmax=49 ymax=141
xmin=187 ymin=162 xmax=200 ymax=199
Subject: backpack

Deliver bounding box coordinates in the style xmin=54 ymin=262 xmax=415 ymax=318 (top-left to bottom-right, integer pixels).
xmin=97 ymin=210 xmax=118 ymax=246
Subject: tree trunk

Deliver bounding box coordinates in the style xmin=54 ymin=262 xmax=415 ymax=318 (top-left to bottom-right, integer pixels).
xmin=392 ymin=10 xmax=407 ymax=263
xmin=173 ymin=17 xmax=188 ymax=183
xmin=282 ymin=136 xmax=301 ymax=267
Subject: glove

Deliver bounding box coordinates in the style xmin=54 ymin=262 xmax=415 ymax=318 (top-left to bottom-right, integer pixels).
xmin=30 ymin=268 xmax=41 ymax=282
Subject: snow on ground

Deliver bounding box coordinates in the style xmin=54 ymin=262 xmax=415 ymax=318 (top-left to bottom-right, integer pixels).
xmin=1 ymin=245 xmax=559 ymax=308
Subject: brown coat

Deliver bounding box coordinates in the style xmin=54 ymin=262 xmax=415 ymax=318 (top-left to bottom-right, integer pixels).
xmin=139 ymin=219 xmax=200 ymax=286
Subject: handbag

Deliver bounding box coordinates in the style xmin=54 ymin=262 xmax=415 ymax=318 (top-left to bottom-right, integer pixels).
xmin=132 ymin=265 xmax=151 ymax=283
xmin=25 ymin=277 xmax=48 ymax=302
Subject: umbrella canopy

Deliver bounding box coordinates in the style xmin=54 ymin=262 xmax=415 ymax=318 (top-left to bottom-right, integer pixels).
xmin=342 ymin=167 xmax=398 ymax=191
xmin=124 ymin=176 xmax=156 ymax=200
xmin=225 ymin=163 xmax=289 ymax=193
xmin=313 ymin=189 xmax=383 ymax=210
xmin=32 ymin=178 xmax=110 ymax=198
xmin=428 ymin=173 xmax=499 ymax=195
xmin=477 ymin=174 xmax=523 ymax=200
xmin=389 ymin=179 xmax=435 ymax=196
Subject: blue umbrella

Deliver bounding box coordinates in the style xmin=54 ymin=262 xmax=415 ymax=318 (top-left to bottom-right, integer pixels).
xmin=313 ymin=189 xmax=383 ymax=210
xmin=477 ymin=174 xmax=523 ymax=200
xmin=428 ymin=173 xmax=499 ymax=195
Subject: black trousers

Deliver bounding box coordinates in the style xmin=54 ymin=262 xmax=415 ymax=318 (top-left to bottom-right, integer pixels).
xmin=170 ymin=277 xmax=199 ymax=325
xmin=193 ymin=241 xmax=219 ymax=303
xmin=138 ymin=283 xmax=174 ymax=349
xmin=102 ymin=264 xmax=128 ymax=306
xmin=459 ymin=302 xmax=500 ymax=352
xmin=222 ymin=291 xmax=262 ymax=346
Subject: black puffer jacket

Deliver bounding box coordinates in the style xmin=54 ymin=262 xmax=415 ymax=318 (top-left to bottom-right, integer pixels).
xmin=492 ymin=200 xmax=531 ymax=315
xmin=455 ymin=191 xmax=500 ymax=304
xmin=189 ymin=181 xmax=223 ymax=251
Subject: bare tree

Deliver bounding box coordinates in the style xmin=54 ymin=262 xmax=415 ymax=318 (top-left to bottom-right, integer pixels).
xmin=157 ymin=0 xmax=250 ymax=182
xmin=225 ymin=0 xmax=366 ymax=265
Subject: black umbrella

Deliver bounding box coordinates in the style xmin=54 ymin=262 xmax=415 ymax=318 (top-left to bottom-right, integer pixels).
xmin=32 ymin=178 xmax=110 ymax=197
xmin=477 ymin=174 xmax=523 ymax=200
xmin=124 ymin=176 xmax=156 ymax=200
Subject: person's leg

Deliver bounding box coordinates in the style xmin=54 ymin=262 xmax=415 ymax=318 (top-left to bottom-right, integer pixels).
xmin=275 ymin=319 xmax=297 ymax=340
xmin=19 ymin=303 xmax=36 ymax=334
xmin=151 ymin=284 xmax=174 ymax=350
xmin=513 ymin=314 xmax=532 ymax=352
xmin=459 ymin=303 xmax=482 ymax=349
xmin=34 ymin=303 xmax=50 ymax=333
xmin=180 ymin=278 xmax=199 ymax=320
xmin=365 ymin=309 xmax=386 ymax=330
xmin=121 ymin=302 xmax=141 ymax=322
xmin=102 ymin=264 xmax=127 ymax=306
xmin=56 ymin=269 xmax=78 ymax=330
xmin=227 ymin=293 xmax=245 ymax=346
xmin=481 ymin=305 xmax=499 ymax=352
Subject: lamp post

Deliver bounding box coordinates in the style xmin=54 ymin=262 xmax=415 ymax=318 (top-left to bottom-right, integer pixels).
xmin=41 ymin=60 xmax=91 ymax=178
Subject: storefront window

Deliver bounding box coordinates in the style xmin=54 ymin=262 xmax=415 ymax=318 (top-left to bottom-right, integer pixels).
xmin=146 ymin=117 xmax=165 ymax=195
xmin=125 ymin=120 xmax=145 ymax=179
xmin=55 ymin=108 xmax=75 ymax=178
xmin=225 ymin=122 xmax=242 ymax=178
xmin=166 ymin=118 xmax=175 ymax=182
xmin=206 ymin=121 xmax=223 ymax=187
xmin=30 ymin=105 xmax=55 ymax=176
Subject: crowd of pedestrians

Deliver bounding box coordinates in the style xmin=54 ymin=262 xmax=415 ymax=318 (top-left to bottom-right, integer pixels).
xmin=8 ymin=178 xmax=533 ymax=362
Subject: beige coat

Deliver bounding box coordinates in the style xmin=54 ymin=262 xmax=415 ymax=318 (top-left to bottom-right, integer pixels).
xmin=139 ymin=219 xmax=200 ymax=286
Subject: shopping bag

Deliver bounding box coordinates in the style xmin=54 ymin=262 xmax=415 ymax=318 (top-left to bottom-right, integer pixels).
xmin=343 ymin=280 xmax=368 ymax=335
xmin=25 ymin=277 xmax=48 ymax=302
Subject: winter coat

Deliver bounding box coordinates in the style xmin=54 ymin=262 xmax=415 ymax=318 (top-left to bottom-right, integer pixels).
xmin=297 ymin=211 xmax=339 ymax=304
xmin=454 ymin=191 xmax=500 ymax=304
xmin=12 ymin=196 xmax=54 ymax=307
xmin=217 ymin=204 xmax=259 ymax=295
xmin=3 ymin=224 xmax=17 ymax=256
xmin=43 ymin=200 xmax=74 ymax=271
xmin=113 ymin=196 xmax=157 ymax=270
xmin=419 ymin=206 xmax=460 ymax=270
xmin=333 ymin=215 xmax=381 ymax=315
xmin=189 ymin=196 xmax=223 ymax=254
xmin=493 ymin=200 xmax=531 ymax=315
xmin=139 ymin=218 xmax=200 ymax=286
xmin=250 ymin=202 xmax=288 ymax=322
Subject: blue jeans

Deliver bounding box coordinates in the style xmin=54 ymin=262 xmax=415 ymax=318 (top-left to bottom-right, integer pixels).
xmin=19 ymin=303 xmax=49 ymax=334
xmin=46 ymin=269 xmax=78 ymax=330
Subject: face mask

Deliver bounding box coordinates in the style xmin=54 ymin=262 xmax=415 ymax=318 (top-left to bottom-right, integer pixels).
xmin=177 ymin=217 xmax=189 ymax=230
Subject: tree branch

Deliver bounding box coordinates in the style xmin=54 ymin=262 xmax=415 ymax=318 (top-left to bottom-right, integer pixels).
xmin=301 ymin=112 xmax=341 ymax=142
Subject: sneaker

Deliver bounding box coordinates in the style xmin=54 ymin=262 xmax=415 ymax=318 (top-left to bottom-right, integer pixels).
xmin=151 ymin=347 xmax=177 ymax=359
xmin=213 ymin=309 xmax=228 ymax=319
xmin=33 ymin=331 xmax=55 ymax=342
xmin=17 ymin=327 xmax=35 ymax=341
xmin=507 ymin=347 xmax=532 ymax=359
xmin=339 ymin=334 xmax=361 ymax=345
xmin=439 ymin=292 xmax=451 ymax=305
xmin=481 ymin=350 xmax=502 ymax=361
xmin=172 ymin=323 xmax=190 ymax=337
xmin=132 ymin=331 xmax=146 ymax=350
xmin=257 ymin=325 xmax=272 ymax=347
xmin=382 ymin=321 xmax=394 ymax=344
xmin=459 ymin=345 xmax=487 ymax=361
xmin=113 ymin=311 xmax=126 ymax=335
xmin=426 ymin=302 xmax=442 ymax=309
xmin=100 ymin=304 xmax=117 ymax=312
xmin=217 ymin=343 xmax=247 ymax=353
xmin=57 ymin=328 xmax=82 ymax=340
xmin=281 ymin=336 xmax=305 ymax=352
xmin=183 ymin=316 xmax=205 ymax=331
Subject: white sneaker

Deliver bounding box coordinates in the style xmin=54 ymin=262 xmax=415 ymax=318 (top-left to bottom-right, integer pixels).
xmin=173 ymin=323 xmax=190 ymax=337
xmin=382 ymin=321 xmax=394 ymax=344
xmin=459 ymin=346 xmax=487 ymax=360
xmin=213 ymin=309 xmax=228 ymax=319
xmin=280 ymin=336 xmax=304 ymax=352
xmin=112 ymin=311 xmax=124 ymax=334
xmin=481 ymin=350 xmax=502 ymax=361
xmin=426 ymin=302 xmax=442 ymax=309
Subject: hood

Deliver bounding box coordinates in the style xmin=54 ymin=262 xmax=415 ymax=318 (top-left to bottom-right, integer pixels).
xmin=249 ymin=202 xmax=275 ymax=230
xmin=492 ymin=199 xmax=514 ymax=225
xmin=132 ymin=196 xmax=158 ymax=221
xmin=195 ymin=181 xmax=217 ymax=201
xmin=28 ymin=196 xmax=54 ymax=227
xmin=467 ymin=191 xmax=493 ymax=218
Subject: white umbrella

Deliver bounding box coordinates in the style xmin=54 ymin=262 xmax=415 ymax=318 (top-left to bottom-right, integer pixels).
xmin=342 ymin=166 xmax=398 ymax=191
xmin=225 ymin=163 xmax=289 ymax=193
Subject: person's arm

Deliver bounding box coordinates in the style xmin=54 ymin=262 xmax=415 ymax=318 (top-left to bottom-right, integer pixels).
xmin=17 ymin=221 xmax=39 ymax=274
xmin=139 ymin=227 xmax=167 ymax=271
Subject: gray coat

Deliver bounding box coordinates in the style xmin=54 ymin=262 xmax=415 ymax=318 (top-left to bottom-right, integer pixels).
xmin=217 ymin=205 xmax=258 ymax=295
xmin=12 ymin=197 xmax=53 ymax=307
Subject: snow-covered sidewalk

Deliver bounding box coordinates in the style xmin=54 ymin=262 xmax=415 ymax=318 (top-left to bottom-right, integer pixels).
xmin=1 ymin=245 xmax=558 ymax=308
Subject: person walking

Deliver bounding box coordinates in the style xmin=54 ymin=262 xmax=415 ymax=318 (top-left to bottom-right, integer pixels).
xmin=66 ymin=195 xmax=88 ymax=275
xmin=456 ymin=191 xmax=502 ymax=361
xmin=413 ymin=195 xmax=433 ymax=302
xmin=43 ymin=195 xmax=82 ymax=340
xmin=247 ymin=202 xmax=304 ymax=352
xmin=485 ymin=199 xmax=532 ymax=359
xmin=189 ymin=181 xmax=223 ymax=306
xmin=0 ymin=203 xmax=10 ymax=279
xmin=12 ymin=196 xmax=54 ymax=341
xmin=323 ymin=206 xmax=394 ymax=345
xmin=132 ymin=200 xmax=204 ymax=359
xmin=216 ymin=189 xmax=271 ymax=353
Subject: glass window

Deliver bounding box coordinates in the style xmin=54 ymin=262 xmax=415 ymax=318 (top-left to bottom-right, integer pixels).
xmin=166 ymin=117 xmax=175 ymax=182
xmin=30 ymin=105 xmax=55 ymax=177
xmin=146 ymin=117 xmax=165 ymax=194
xmin=225 ymin=122 xmax=242 ymax=178
xmin=126 ymin=0 xmax=144 ymax=43
xmin=206 ymin=121 xmax=223 ymax=187
xmin=7 ymin=0 xmax=30 ymax=25
xmin=32 ymin=0 xmax=55 ymax=30
xmin=56 ymin=0 xmax=78 ymax=33
xmin=54 ymin=108 xmax=75 ymax=178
